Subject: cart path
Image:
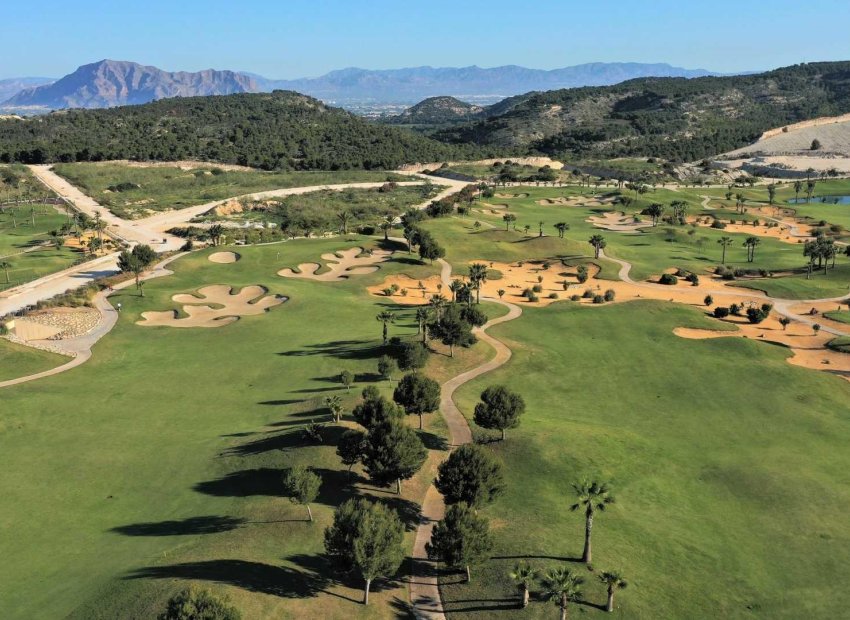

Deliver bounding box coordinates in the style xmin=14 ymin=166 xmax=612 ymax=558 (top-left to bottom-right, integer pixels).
xmin=409 ymin=258 xmax=522 ymax=619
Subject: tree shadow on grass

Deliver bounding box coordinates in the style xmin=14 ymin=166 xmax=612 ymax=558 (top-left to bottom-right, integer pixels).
xmin=224 ymin=424 xmax=345 ymax=457
xmin=110 ymin=515 xmax=245 ymax=537
xmin=278 ymin=340 xmax=383 ymax=360
xmin=257 ymin=399 xmax=305 ymax=406
xmin=490 ymin=553 xmax=582 ymax=563
xmin=417 ymin=429 xmax=449 ymax=451
xmin=124 ymin=558 xmax=328 ymax=599
xmin=442 ymin=597 xmax=518 ymax=613
xmin=389 ymin=595 xmax=416 ymax=619
xmin=194 ymin=468 xmax=282 ymax=497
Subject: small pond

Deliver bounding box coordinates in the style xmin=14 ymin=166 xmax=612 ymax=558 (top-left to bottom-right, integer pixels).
xmin=788 ymin=195 xmax=850 ymax=205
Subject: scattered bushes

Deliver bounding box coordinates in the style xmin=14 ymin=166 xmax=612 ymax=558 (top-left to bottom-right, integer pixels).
xmin=659 ymin=273 xmax=678 ymax=285
xmin=603 ymin=289 xmax=615 ymax=302
xmin=713 ymin=306 xmax=730 ymax=318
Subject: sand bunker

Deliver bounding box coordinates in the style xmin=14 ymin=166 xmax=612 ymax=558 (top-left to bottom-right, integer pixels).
xmin=495 ymin=192 xmax=530 ymax=199
xmin=674 ymin=313 xmax=850 ymax=381
xmin=137 ymin=285 xmax=284 ymax=328
xmin=278 ymin=247 xmax=393 ymax=282
xmin=689 ymin=215 xmax=812 ymax=244
xmin=367 ymin=274 xmax=445 ymax=304
xmin=537 ymin=195 xmax=611 ymax=208
xmin=209 ymin=251 xmax=240 ymax=264
xmin=588 ymin=211 xmax=653 ymax=233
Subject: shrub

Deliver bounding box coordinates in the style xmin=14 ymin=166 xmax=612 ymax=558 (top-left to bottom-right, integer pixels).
xmin=160 ymin=587 xmax=241 ymax=620
xmin=527 ymin=293 xmax=539 ymax=302
xmin=603 ymin=289 xmax=615 ymax=302
xmin=548 ymin=292 xmax=559 ymax=299
xmin=746 ymin=307 xmax=769 ymax=324
xmin=396 ymin=342 xmax=429 ymax=372
xmin=582 ymin=288 xmax=594 ymax=299
xmin=704 ymin=294 xmax=713 ymax=306
xmin=592 ymin=295 xmax=605 ymax=304
xmin=730 ymin=303 xmax=742 ymax=316
xmin=532 ymin=284 xmax=543 ymax=293
xmin=761 ymin=303 xmax=773 ymax=314
xmin=713 ymin=306 xmax=730 ymax=318
xmin=659 ymin=273 xmax=678 ymax=285
xmin=711 ymin=220 xmax=727 ymax=229
xmin=686 ymin=273 xmax=699 ymax=286
xmin=570 ymin=294 xmax=581 ymax=301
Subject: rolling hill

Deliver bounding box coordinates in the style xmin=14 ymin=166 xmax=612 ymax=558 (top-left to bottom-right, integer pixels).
xmin=0 ymin=90 xmax=468 ymax=169
xmin=430 ymin=61 xmax=850 ymax=161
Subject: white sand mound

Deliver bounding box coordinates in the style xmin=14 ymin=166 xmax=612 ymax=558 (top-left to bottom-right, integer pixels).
xmin=208 ymin=251 xmax=240 ymax=264
xmin=278 ymin=247 xmax=393 ymax=282
xmin=137 ymin=284 xmax=284 ymax=328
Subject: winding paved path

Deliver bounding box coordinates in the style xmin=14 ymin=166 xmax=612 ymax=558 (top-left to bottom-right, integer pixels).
xmin=409 ymin=258 xmax=523 ymax=619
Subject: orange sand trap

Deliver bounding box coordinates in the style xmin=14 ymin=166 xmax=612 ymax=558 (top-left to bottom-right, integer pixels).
xmin=689 ymin=216 xmax=811 ymax=244
xmin=587 ymin=211 xmax=653 ymax=233
xmin=208 ymin=251 xmax=240 ymax=264
xmin=367 ymin=274 xmax=444 ymax=304
xmin=536 ymin=196 xmax=610 ymax=207
xmin=788 ymin=299 xmax=850 ymax=332
xmin=278 ymin=247 xmax=393 ymax=282
xmin=495 ymin=192 xmax=530 ymax=199
xmin=137 ymin=284 xmax=284 ymax=328
xmin=674 ymin=313 xmax=850 ymax=381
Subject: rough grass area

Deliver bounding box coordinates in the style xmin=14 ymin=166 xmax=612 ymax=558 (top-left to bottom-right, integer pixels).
xmin=52 ymin=163 xmax=408 ymax=219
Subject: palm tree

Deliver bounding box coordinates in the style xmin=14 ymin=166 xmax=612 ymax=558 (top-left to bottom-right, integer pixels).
xmin=0 ymin=261 xmax=11 ymax=284
xmin=208 ymin=224 xmax=225 ymax=247
xmin=779 ymin=316 xmax=791 ymax=331
xmin=718 ymin=236 xmax=733 ymax=264
xmin=428 ymin=294 xmax=447 ymax=320
xmin=598 ymin=571 xmax=627 ymax=612
xmin=588 ymin=234 xmax=606 ymax=259
xmin=337 ymin=210 xmax=352 ymax=235
xmin=794 ymin=180 xmax=802 ymax=202
xmin=538 ymin=221 xmax=544 ymax=237
xmin=543 ymin=566 xmax=583 ymax=620
xmin=570 ymin=480 xmax=615 ymax=564
xmin=416 ymin=306 xmax=430 ymax=341
xmin=376 ymin=311 xmax=396 ymax=344
xmin=324 ymin=395 xmax=343 ymax=423
xmin=468 ymin=263 xmax=488 ymax=304
xmin=554 ymin=222 xmax=569 ymax=239
xmin=743 ymin=236 xmax=760 ymax=263
xmin=503 ymin=213 xmax=516 ymax=231
xmin=510 ymin=562 xmax=536 ymax=608
xmin=448 ymin=279 xmax=464 ymax=303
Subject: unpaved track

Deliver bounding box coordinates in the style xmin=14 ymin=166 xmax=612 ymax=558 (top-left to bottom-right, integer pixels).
xmin=0 ymin=253 xmax=184 ymax=388
xmin=409 ymin=258 xmax=522 ymax=619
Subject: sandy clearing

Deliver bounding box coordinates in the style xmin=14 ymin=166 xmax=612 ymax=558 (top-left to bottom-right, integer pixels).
xmin=367 ymin=274 xmax=444 ymax=303
xmin=688 ymin=215 xmax=812 ymax=244
xmin=674 ymin=313 xmax=850 ymax=380
xmin=208 ymin=251 xmax=240 ymax=264
xmin=137 ymin=284 xmax=284 ymax=328
xmin=278 ymin=247 xmax=393 ymax=282
xmin=495 ymin=192 xmax=529 ymax=199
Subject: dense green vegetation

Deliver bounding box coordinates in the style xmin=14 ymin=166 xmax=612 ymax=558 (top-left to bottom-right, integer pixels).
xmin=0 ymin=91 xmax=470 ymax=170
xmin=52 ymin=162 xmax=411 ymax=218
xmin=433 ymin=61 xmax=850 ymax=161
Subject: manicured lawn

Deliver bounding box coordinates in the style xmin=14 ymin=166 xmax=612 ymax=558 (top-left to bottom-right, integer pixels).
xmin=52 ymin=163 xmax=409 ymax=219
xmin=731 ymin=263 xmax=850 ymax=300
xmin=0 ymin=338 xmax=65 ymax=381
xmin=825 ymin=309 xmax=850 ymax=324
xmin=0 ymin=203 xmax=82 ymax=290
xmin=0 ymin=237 xmax=496 ymax=619
xmin=447 ymin=300 xmax=850 ymax=618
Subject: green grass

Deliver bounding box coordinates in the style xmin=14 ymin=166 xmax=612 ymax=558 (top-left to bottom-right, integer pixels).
xmin=730 ymin=264 xmax=850 ymax=300
xmin=52 ymin=163 xmax=408 ymax=219
xmin=0 ymin=237 xmax=490 ymax=619
xmin=0 ymin=338 xmax=66 ymax=380
xmin=0 ymin=203 xmax=82 ymax=290
xmin=447 ymin=300 xmax=850 ymax=618
xmin=825 ymin=309 xmax=850 ymax=324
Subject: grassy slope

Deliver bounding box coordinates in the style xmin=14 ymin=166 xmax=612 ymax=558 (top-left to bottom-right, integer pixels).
xmin=52 ymin=163 xmax=406 ymax=219
xmin=447 ymin=300 xmax=850 ymax=618
xmin=0 ymin=338 xmax=65 ymax=380
xmin=0 ymin=203 xmax=81 ymax=289
xmin=0 ymin=238 xmax=498 ymax=619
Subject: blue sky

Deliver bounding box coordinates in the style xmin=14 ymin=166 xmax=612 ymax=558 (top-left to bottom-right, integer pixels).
xmin=3 ymin=0 xmax=850 ymax=78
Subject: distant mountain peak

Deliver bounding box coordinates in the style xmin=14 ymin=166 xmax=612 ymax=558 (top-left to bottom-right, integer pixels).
xmin=3 ymin=59 xmax=258 ymax=109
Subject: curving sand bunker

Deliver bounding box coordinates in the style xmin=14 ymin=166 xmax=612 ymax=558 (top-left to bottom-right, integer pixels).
xmin=137 ymin=285 xmax=284 ymax=328
xmin=537 ymin=196 xmax=610 ymax=208
xmin=208 ymin=251 xmax=240 ymax=264
xmin=278 ymin=247 xmax=393 ymax=282
xmin=588 ymin=211 xmax=653 ymax=233
xmin=674 ymin=313 xmax=850 ymax=381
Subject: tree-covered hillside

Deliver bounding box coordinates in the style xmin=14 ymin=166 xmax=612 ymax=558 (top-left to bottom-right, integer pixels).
xmin=433 ymin=61 xmax=850 ymax=161
xmin=0 ymin=91 xmax=470 ymax=170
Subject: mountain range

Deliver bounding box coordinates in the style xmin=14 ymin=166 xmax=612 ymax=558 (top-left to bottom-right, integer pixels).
xmin=0 ymin=59 xmax=722 ymax=111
